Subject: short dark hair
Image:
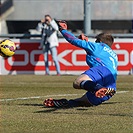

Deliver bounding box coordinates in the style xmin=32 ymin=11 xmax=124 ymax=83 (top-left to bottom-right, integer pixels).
xmin=45 ymin=14 xmax=52 ymax=19
xmin=95 ymin=33 xmax=114 ymax=47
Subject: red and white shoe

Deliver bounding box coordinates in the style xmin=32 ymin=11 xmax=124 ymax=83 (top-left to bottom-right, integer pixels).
xmin=43 ymin=98 xmax=55 ymax=107
xmin=95 ymin=88 xmax=116 ymax=98
xmin=43 ymin=98 xmax=68 ymax=108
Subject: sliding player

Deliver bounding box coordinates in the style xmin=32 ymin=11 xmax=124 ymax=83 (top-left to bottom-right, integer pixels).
xmin=44 ymin=21 xmax=118 ymax=108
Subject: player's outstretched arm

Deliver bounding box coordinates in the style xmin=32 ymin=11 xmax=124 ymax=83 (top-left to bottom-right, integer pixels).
xmin=57 ymin=20 xmax=95 ymax=52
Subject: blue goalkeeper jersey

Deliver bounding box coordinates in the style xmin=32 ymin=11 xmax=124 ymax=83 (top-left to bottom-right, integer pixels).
xmin=61 ymin=30 xmax=118 ymax=80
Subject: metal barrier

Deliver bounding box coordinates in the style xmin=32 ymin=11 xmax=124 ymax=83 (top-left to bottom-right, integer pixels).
xmin=0 ymin=33 xmax=133 ymax=39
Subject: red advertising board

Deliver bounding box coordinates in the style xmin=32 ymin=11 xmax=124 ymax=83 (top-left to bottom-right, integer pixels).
xmin=0 ymin=38 xmax=133 ymax=75
xmin=112 ymin=41 xmax=133 ymax=74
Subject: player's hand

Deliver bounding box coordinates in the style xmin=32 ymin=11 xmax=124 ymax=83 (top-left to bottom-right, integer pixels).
xmin=56 ymin=20 xmax=67 ymax=31
xmin=78 ymin=33 xmax=88 ymax=41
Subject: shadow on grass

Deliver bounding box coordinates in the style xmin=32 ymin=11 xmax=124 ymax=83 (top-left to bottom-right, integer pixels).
xmin=34 ymin=107 xmax=132 ymax=117
xmin=34 ymin=108 xmax=58 ymax=113
xmin=18 ymin=102 xmax=132 ymax=117
xmin=35 ymin=106 xmax=91 ymax=113
xmin=18 ymin=103 xmax=43 ymax=107
xmin=18 ymin=103 xmax=60 ymax=113
xmin=108 ymin=113 xmax=133 ymax=117
xmin=102 ymin=101 xmax=123 ymax=105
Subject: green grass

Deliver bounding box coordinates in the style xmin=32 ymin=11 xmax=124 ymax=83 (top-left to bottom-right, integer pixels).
xmin=0 ymin=75 xmax=133 ymax=133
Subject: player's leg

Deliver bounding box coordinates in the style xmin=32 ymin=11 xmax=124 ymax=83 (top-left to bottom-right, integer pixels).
xmin=73 ymin=74 xmax=93 ymax=89
xmin=68 ymin=93 xmax=93 ymax=107
xmin=44 ymin=93 xmax=92 ymax=108
xmin=44 ymin=66 xmax=116 ymax=108
xmin=73 ymin=73 xmax=100 ymax=94
xmin=50 ymin=46 xmax=60 ymax=75
xmin=43 ymin=44 xmax=49 ymax=75
xmin=73 ymin=66 xmax=116 ymax=98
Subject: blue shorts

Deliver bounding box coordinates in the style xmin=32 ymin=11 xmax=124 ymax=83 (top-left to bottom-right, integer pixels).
xmin=82 ymin=66 xmax=116 ymax=106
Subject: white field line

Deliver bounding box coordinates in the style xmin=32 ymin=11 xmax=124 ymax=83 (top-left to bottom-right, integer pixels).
xmin=0 ymin=94 xmax=80 ymax=102
xmin=0 ymin=91 xmax=129 ymax=102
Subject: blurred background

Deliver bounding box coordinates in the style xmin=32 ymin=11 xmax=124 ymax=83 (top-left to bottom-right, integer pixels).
xmin=0 ymin=0 xmax=132 ymax=35
xmin=0 ymin=0 xmax=133 ymax=75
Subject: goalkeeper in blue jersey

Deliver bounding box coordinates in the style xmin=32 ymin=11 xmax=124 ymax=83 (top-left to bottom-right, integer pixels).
xmin=44 ymin=21 xmax=118 ymax=108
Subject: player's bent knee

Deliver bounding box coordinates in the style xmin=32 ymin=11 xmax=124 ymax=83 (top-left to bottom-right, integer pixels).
xmin=73 ymin=81 xmax=80 ymax=89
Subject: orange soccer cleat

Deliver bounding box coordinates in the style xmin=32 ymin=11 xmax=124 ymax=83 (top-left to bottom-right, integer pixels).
xmin=95 ymin=88 xmax=116 ymax=98
xmin=43 ymin=98 xmax=68 ymax=108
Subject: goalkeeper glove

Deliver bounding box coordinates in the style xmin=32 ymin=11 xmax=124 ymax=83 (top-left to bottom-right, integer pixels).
xmin=56 ymin=20 xmax=67 ymax=31
xmin=78 ymin=33 xmax=88 ymax=41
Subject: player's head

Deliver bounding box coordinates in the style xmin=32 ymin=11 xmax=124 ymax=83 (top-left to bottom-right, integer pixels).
xmin=95 ymin=33 xmax=114 ymax=47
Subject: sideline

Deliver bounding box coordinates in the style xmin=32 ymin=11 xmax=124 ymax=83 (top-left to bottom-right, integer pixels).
xmin=0 ymin=91 xmax=129 ymax=102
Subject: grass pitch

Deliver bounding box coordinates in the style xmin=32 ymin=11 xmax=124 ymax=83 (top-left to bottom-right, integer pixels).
xmin=0 ymin=75 xmax=133 ymax=133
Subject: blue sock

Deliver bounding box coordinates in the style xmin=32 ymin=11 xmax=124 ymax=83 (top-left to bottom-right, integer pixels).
xmin=80 ymin=80 xmax=103 ymax=92
xmin=80 ymin=80 xmax=97 ymax=92
xmin=68 ymin=100 xmax=81 ymax=107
